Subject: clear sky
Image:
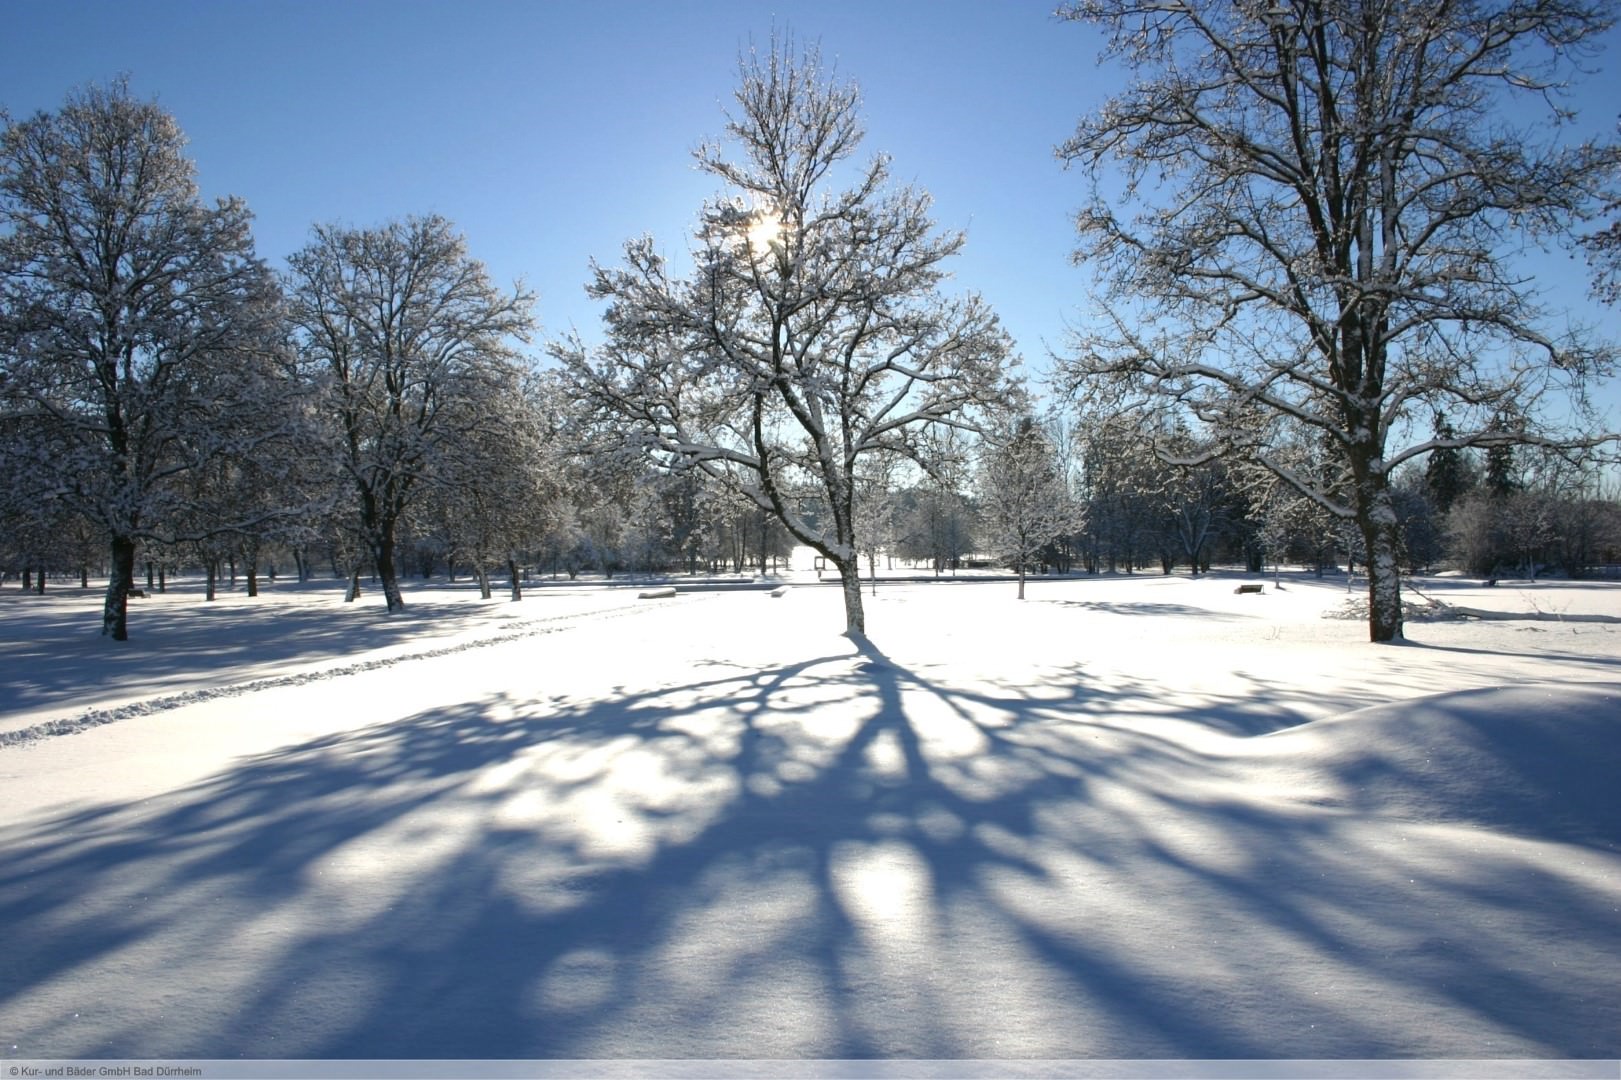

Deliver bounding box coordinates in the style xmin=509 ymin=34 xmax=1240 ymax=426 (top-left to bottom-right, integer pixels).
xmin=5 ymin=0 xmax=1619 ymax=427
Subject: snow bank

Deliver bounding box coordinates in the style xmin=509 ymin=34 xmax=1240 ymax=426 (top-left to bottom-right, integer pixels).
xmin=1239 ymin=683 xmax=1621 ymax=849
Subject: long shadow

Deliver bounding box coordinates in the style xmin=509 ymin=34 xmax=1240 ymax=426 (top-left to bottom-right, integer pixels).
xmin=1039 ymin=599 xmax=1240 ymax=620
xmin=1393 ymin=637 xmax=1621 ymax=672
xmin=1 ymin=636 xmax=1616 ymax=1059
xmin=0 ymin=581 xmax=637 ymax=719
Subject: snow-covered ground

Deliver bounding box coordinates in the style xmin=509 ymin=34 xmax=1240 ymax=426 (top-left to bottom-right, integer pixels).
xmin=1 ymin=570 xmax=1617 ymax=1060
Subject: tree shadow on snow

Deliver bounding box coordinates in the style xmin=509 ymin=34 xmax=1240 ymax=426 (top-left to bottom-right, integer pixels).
xmin=0 ymin=638 xmax=1616 ymax=1060
xmin=0 ymin=582 xmax=617 ymax=718
xmin=1038 ymin=599 xmax=1242 ymax=620
xmin=1393 ymin=637 xmax=1621 ymax=670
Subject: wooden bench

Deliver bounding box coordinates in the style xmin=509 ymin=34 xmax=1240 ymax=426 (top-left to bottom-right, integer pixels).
xmin=1233 ymin=583 xmax=1264 ymax=594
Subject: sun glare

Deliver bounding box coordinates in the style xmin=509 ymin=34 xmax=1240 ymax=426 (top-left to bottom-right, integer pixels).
xmin=746 ymin=211 xmax=784 ymax=252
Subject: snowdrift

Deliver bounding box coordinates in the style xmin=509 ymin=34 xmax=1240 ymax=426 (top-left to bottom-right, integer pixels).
xmin=1243 ymin=682 xmax=1621 ymax=850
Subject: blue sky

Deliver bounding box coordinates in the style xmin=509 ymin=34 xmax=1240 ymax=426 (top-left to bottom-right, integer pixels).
xmin=6 ymin=0 xmax=1620 ymax=427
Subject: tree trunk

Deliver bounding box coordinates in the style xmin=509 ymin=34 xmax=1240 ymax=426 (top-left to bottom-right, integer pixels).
xmin=1361 ymin=501 xmax=1405 ymax=643
xmin=345 ymin=568 xmax=363 ymax=603
xmin=245 ymin=550 xmax=258 ymax=597
xmin=508 ymin=558 xmax=522 ymax=601
xmin=103 ymin=535 xmax=136 ymax=640
xmin=477 ymin=566 xmax=492 ymax=600
xmin=206 ymin=560 xmax=218 ymax=601
xmin=835 ymin=555 xmax=866 ymax=637
xmin=375 ymin=532 xmax=405 ymax=613
xmin=1351 ymin=438 xmax=1405 ymax=641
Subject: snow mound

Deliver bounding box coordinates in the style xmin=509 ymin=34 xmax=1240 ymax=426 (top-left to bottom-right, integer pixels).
xmin=1251 ymin=683 xmax=1621 ymax=849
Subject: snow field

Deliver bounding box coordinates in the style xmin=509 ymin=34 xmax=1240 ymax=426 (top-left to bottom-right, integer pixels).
xmin=0 ymin=572 xmax=1617 ymax=1059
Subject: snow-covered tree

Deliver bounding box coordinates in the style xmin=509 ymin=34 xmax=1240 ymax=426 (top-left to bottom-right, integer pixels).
xmin=1484 ymin=410 xmax=1524 ymax=499
xmin=1160 ymin=454 xmax=1229 ymax=576
xmin=1390 ymin=468 xmax=1444 ymax=573
xmin=897 ymin=486 xmax=976 ymax=575
xmin=0 ymin=474 xmax=97 ymax=590
xmin=977 ymin=417 xmax=1076 ymax=599
xmin=424 ymin=367 xmax=558 ymax=600
xmin=888 ymin=425 xmax=975 ymax=575
xmin=0 ymin=81 xmax=286 ymax=639
xmin=555 ymin=37 xmax=1017 ymax=637
xmin=1424 ymin=415 xmax=1475 ymax=519
xmin=1071 ymin=408 xmax=1165 ymax=574
xmin=1056 ymin=0 xmax=1620 ymax=641
xmin=852 ymin=456 xmax=901 ymax=594
xmin=1234 ymin=419 xmax=1360 ymax=577
xmin=1587 ymin=127 xmax=1621 ymax=305
xmin=284 ymin=215 xmax=535 ymax=613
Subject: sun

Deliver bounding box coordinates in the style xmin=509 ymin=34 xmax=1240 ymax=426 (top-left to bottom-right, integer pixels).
xmin=745 ymin=210 xmax=784 ymax=253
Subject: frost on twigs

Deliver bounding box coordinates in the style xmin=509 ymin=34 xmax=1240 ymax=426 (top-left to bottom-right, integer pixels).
xmin=1324 ymin=596 xmax=1463 ymax=623
xmin=552 ymin=34 xmax=1019 ymax=639
xmin=1052 ymin=0 xmax=1621 ymax=644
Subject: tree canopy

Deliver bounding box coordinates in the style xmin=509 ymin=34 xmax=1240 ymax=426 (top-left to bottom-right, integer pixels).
xmin=1055 ymin=0 xmax=1620 ymax=641
xmin=0 ymin=80 xmax=286 ymax=639
xmin=556 ymin=37 xmax=1018 ymax=636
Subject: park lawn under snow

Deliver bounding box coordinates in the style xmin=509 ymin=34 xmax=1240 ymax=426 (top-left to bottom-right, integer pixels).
xmin=0 ymin=570 xmax=1617 ymax=1060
